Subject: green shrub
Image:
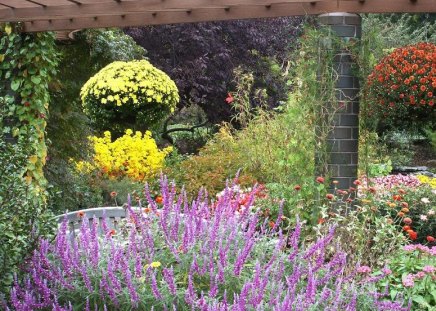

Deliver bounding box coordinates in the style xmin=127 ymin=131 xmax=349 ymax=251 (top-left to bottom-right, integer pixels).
xmin=164 ymin=126 xmax=258 ymax=197
xmin=0 ymin=139 xmax=55 ymax=298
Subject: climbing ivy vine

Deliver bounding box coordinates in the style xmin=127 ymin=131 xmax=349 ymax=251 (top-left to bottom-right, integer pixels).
xmin=0 ymin=23 xmax=58 ymax=194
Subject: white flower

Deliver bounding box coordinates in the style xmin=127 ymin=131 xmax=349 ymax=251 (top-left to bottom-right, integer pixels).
xmin=428 ymin=210 xmax=435 ymax=216
xmin=420 ymin=215 xmax=428 ymax=221
xmin=421 ymin=198 xmax=430 ymax=204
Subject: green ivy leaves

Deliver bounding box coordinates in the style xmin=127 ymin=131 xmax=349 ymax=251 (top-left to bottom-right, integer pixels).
xmin=0 ymin=23 xmax=58 ymax=192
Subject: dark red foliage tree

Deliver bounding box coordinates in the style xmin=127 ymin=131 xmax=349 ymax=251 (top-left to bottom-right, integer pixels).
xmin=125 ymin=17 xmax=303 ymax=124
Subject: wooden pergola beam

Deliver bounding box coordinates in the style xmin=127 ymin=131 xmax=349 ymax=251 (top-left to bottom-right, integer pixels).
xmin=0 ymin=0 xmax=435 ymax=32
xmin=0 ymin=0 xmax=324 ymax=21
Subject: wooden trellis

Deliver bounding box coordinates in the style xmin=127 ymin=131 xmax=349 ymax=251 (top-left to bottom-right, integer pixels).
xmin=0 ymin=0 xmax=435 ymax=32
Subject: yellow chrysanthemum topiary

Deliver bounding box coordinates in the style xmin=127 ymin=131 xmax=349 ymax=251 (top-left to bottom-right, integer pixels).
xmin=76 ymin=129 xmax=172 ymax=182
xmin=80 ymin=60 xmax=179 ymax=133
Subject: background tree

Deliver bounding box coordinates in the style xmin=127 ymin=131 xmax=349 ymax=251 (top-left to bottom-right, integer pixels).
xmin=125 ymin=17 xmax=304 ymax=125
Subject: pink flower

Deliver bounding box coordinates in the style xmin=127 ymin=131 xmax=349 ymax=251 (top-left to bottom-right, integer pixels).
xmin=414 ymin=271 xmax=426 ymax=279
xmin=382 ymin=267 xmax=392 ymax=275
xmin=225 ymin=93 xmax=234 ymax=104
xmin=422 ymin=266 xmax=435 ymax=274
xmin=357 ymin=266 xmax=371 ymax=274
xmin=402 ymin=274 xmax=415 ymax=287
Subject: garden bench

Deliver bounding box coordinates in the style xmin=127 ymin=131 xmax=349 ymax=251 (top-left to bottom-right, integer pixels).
xmin=56 ymin=206 xmax=138 ymax=237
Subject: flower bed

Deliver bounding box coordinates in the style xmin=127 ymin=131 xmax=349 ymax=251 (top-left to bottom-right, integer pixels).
xmin=8 ymin=177 xmax=407 ymax=310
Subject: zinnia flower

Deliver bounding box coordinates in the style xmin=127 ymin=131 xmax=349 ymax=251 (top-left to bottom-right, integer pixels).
xmin=403 ymin=217 xmax=412 ymax=224
xmin=316 ymin=176 xmax=325 ymax=183
xmin=427 ymin=236 xmax=435 ymax=243
xmin=110 ymin=191 xmax=117 ymax=198
xmin=326 ymin=193 xmax=334 ymax=200
xmin=77 ymin=211 xmax=85 ymax=218
xmin=155 ymin=195 xmax=163 ymax=204
xmin=408 ymin=231 xmax=418 ymax=240
xmin=294 ymin=185 xmax=301 ymax=191
xmin=393 ymin=195 xmax=402 ymax=201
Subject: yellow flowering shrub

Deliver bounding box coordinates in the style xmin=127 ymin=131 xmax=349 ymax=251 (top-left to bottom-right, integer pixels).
xmin=77 ymin=129 xmax=172 ymax=182
xmin=80 ymin=60 xmax=179 ymax=132
xmin=417 ymin=175 xmax=436 ymax=189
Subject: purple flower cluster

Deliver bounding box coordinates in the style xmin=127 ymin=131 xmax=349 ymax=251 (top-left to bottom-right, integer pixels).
xmin=8 ymin=176 xmax=408 ymax=310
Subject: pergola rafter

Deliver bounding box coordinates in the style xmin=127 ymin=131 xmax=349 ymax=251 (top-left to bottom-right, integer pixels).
xmin=0 ymin=0 xmax=435 ymax=32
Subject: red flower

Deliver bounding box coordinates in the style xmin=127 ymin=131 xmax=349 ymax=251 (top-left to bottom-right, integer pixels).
xmin=326 ymin=193 xmax=334 ymax=200
xmin=402 ymin=225 xmax=411 ymax=231
xmin=294 ymin=185 xmax=301 ymax=191
xmin=367 ymin=42 xmax=436 ymax=117
xmin=401 ymin=202 xmax=409 ymax=208
xmin=225 ymin=93 xmax=234 ymax=104
xmin=316 ymin=176 xmax=324 ymax=183
xmin=110 ymin=191 xmax=117 ymax=198
xmin=155 ymin=195 xmax=163 ymax=204
xmin=144 ymin=207 xmax=151 ymax=213
xmin=393 ymin=195 xmax=402 ymax=201
xmin=408 ymin=231 xmax=418 ymax=240
xmin=368 ymin=187 xmax=376 ymax=194
xmin=77 ymin=211 xmax=85 ymax=218
xmin=109 ymin=229 xmax=116 ymax=236
xmin=398 ymin=189 xmax=406 ymax=195
xmin=427 ymin=236 xmax=435 ymax=243
xmin=318 ymin=218 xmax=326 ymax=225
xmin=353 ymin=180 xmax=361 ymax=186
xmin=269 ymin=221 xmax=275 ymax=229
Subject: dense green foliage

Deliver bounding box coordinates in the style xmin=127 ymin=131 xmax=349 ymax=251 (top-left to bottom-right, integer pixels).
xmin=0 ymin=24 xmax=58 ymax=192
xmin=0 ymin=139 xmax=55 ymax=298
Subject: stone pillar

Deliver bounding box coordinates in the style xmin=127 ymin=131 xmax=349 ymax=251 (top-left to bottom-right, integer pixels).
xmin=319 ymin=13 xmax=361 ymax=190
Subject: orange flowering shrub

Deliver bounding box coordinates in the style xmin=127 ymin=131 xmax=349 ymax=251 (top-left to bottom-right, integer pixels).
xmin=367 ymin=42 xmax=435 ymax=127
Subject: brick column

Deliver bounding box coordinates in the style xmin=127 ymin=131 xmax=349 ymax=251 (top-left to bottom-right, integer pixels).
xmin=318 ymin=13 xmax=361 ymax=190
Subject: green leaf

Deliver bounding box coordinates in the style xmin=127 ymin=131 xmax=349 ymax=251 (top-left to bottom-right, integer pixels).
xmin=10 ymin=79 xmax=21 ymax=91
xmin=30 ymin=76 xmax=41 ymax=84
xmin=412 ymin=295 xmax=431 ymax=308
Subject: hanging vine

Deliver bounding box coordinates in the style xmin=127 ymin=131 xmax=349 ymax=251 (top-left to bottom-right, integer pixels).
xmin=0 ymin=23 xmax=58 ymax=194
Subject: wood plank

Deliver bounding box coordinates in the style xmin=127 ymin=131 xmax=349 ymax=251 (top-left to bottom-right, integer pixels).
xmin=29 ymin=0 xmax=75 ymax=5
xmin=0 ymin=0 xmax=329 ymax=21
xmin=0 ymin=0 xmax=40 ymax=8
xmin=21 ymin=0 xmax=436 ymax=32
